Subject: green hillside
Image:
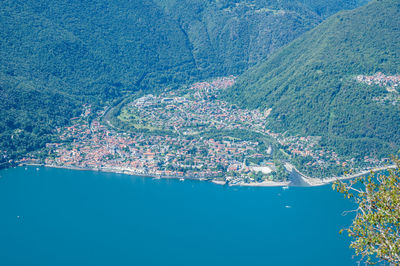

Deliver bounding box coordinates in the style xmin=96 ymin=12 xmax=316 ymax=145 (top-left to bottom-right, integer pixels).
xmin=0 ymin=0 xmax=367 ymax=165
xmin=301 ymin=0 xmax=370 ymax=17
xmin=225 ymin=0 xmax=400 ymax=158
xmin=153 ymin=0 xmax=320 ymax=75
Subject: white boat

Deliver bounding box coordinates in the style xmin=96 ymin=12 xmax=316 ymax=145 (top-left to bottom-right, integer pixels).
xmin=282 ymin=186 xmax=289 ymax=190
xmin=179 ymin=178 xmax=185 ymax=181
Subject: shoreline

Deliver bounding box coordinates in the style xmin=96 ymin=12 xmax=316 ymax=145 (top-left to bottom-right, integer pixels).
xmin=24 ymin=163 xmax=208 ymax=182
xmin=23 ymin=163 xmax=290 ymax=187
xmin=294 ymin=164 xmax=397 ymax=187
xmin=17 ymin=163 xmax=397 ymax=188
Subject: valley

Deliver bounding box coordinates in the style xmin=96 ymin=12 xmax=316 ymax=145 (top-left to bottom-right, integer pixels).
xmin=2 ymin=1 xmax=400 ymax=265
xmin=2 ymin=0 xmax=398 ymax=185
xmin=0 ymin=0 xmax=368 ymax=167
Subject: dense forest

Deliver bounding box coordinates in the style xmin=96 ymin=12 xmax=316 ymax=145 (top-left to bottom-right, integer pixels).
xmin=225 ymin=0 xmax=400 ymax=158
xmin=0 ymin=0 xmax=367 ymax=165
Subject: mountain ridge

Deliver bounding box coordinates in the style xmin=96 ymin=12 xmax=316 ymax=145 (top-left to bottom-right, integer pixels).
xmin=225 ymin=0 xmax=400 ymax=158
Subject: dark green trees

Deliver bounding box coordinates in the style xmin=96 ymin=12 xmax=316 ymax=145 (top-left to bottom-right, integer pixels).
xmin=334 ymin=157 xmax=400 ymax=264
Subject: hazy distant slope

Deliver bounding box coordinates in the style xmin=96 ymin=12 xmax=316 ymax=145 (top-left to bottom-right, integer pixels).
xmin=153 ymin=0 xmax=322 ymax=75
xmin=226 ymin=0 xmax=400 ymax=157
xmin=301 ymin=0 xmax=369 ymax=17
xmin=153 ymin=0 xmax=369 ymax=75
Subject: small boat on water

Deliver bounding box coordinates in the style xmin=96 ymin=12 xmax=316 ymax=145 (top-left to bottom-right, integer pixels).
xmin=282 ymin=186 xmax=289 ymax=190
xmin=36 ymin=168 xmax=40 ymax=171
xmin=179 ymin=178 xmax=185 ymax=181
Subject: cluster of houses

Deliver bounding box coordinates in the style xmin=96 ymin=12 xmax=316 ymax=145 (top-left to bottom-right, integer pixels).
xmin=125 ymin=76 xmax=268 ymax=137
xmin=40 ymin=77 xmax=286 ymax=183
xmin=356 ymin=72 xmax=400 ymax=105
xmin=277 ymin=134 xmax=390 ymax=177
xmin=356 ymin=72 xmax=400 ymax=92
xmin=44 ymin=114 xmax=274 ymax=181
xmin=22 ymin=76 xmax=392 ymax=181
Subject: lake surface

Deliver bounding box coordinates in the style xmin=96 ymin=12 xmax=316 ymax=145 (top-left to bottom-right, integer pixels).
xmin=0 ymin=166 xmax=358 ymax=266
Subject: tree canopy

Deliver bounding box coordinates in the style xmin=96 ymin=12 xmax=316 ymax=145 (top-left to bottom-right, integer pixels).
xmin=334 ymin=157 xmax=400 ymax=264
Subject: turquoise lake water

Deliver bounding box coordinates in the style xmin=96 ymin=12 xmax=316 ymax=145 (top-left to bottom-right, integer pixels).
xmin=0 ymin=166 xmax=358 ymax=266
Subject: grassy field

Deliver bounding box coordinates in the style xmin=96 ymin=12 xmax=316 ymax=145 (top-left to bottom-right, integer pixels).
xmin=117 ymin=108 xmax=162 ymax=132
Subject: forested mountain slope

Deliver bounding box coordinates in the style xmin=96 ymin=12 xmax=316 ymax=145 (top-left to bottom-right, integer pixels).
xmin=153 ymin=0 xmax=368 ymax=75
xmin=301 ymin=0 xmax=369 ymax=17
xmin=0 ymin=0 xmax=367 ymax=164
xmin=225 ymin=0 xmax=400 ymax=158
